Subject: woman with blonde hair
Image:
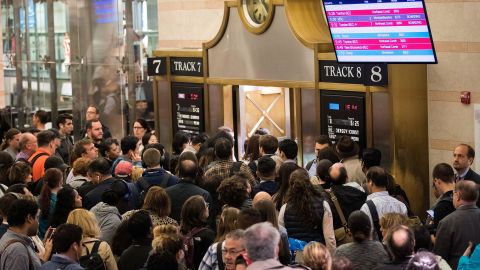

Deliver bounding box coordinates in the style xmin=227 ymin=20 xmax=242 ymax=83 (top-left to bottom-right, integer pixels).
xmin=303 ymin=242 xmax=332 ymax=270
xmin=66 ymin=209 xmax=118 ymax=270
xmin=379 ymin=212 xmax=409 ymax=240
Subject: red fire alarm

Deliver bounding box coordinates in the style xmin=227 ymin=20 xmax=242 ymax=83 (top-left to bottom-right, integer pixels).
xmin=461 ymin=91 xmax=471 ymax=105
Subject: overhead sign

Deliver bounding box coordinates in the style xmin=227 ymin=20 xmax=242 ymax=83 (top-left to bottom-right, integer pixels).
xmin=319 ymin=60 xmax=388 ymax=86
xmin=172 ymin=83 xmax=205 ymax=136
xmin=321 ymin=90 xmax=366 ymax=149
xmin=147 ymin=57 xmax=167 ymax=76
xmin=170 ymin=57 xmax=203 ymax=77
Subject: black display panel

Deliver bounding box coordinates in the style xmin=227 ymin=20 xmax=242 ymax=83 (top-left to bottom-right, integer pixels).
xmin=171 ymin=83 xmax=205 ymax=136
xmin=321 ymin=90 xmax=366 ymax=149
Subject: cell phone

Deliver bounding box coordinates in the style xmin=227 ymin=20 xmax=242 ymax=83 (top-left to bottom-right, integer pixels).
xmin=45 ymin=227 xmax=55 ymax=240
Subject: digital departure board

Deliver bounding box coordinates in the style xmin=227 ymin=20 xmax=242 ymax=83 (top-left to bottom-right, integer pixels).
xmin=323 ymin=0 xmax=437 ymax=63
xmin=321 ymin=90 xmax=366 ymax=149
xmin=171 ymin=83 xmax=205 ymax=136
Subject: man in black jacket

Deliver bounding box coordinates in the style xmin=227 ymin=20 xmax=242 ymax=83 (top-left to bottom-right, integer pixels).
xmin=80 ymin=157 xmax=117 ymax=209
xmin=429 ymin=163 xmax=456 ymax=235
xmin=166 ymin=158 xmax=212 ymax=222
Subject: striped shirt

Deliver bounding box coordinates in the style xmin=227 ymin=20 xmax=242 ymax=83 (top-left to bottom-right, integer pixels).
xmin=360 ymin=191 xmax=408 ymax=224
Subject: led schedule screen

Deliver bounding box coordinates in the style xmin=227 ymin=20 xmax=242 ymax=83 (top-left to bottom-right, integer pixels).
xmin=323 ymin=0 xmax=437 ymax=63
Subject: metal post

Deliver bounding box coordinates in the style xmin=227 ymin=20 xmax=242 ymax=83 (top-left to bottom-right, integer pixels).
xmin=13 ymin=0 xmax=25 ymax=126
xmin=124 ymin=0 xmax=136 ymax=135
xmin=47 ymin=0 xmax=58 ymax=123
xmin=24 ymin=0 xmax=33 ymax=118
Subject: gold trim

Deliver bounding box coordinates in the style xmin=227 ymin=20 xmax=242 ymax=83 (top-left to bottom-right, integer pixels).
xmin=204 ymin=2 xmax=231 ymax=49
xmin=317 ymin=52 xmax=337 ymax=61
xmin=365 ymin=87 xmax=373 ymax=147
xmin=207 ymin=78 xmax=315 ymax=88
xmin=170 ymin=76 xmax=204 ymax=84
xmin=318 ymin=82 xmax=367 ymax=92
xmin=284 ymin=0 xmax=333 ymax=50
xmin=237 ymin=0 xmax=275 ymax=35
xmin=153 ymin=50 xmax=203 ymax=58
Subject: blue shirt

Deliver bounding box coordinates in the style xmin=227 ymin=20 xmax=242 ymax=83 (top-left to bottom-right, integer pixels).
xmin=41 ymin=254 xmax=84 ymax=270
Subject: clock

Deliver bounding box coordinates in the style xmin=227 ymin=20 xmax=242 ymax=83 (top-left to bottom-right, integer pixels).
xmin=239 ymin=0 xmax=274 ymax=34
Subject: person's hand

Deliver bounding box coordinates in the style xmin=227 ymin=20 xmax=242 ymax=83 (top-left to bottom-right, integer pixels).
xmin=132 ymin=152 xmax=141 ymax=162
xmin=463 ymin=241 xmax=474 ymax=257
xmin=42 ymin=238 xmax=53 ymax=262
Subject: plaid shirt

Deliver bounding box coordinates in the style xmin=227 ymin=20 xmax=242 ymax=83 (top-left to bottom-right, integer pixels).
xmin=199 ymin=242 xmax=221 ymax=270
xmin=204 ymin=160 xmax=256 ymax=184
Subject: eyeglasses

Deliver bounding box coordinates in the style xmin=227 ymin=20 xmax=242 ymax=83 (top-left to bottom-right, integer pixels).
xmin=221 ymin=249 xmax=245 ymax=256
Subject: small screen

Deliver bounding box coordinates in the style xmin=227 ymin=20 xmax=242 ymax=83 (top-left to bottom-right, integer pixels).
xmin=329 ymin=103 xmax=340 ymax=110
xmin=322 ymin=0 xmax=437 ymax=63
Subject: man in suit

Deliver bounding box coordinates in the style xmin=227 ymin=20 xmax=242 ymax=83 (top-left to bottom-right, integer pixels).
xmin=433 ymin=180 xmax=480 ymax=269
xmin=453 ymin=144 xmax=480 ymax=184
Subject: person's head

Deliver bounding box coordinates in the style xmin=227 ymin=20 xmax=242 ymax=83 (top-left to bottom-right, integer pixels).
xmin=98 ymin=138 xmax=121 ymax=160
xmin=412 ymin=225 xmax=433 ymax=252
xmin=453 ymin=180 xmax=479 ymax=208
xmin=384 ymin=225 xmax=415 ymax=262
xmin=335 ymin=135 xmax=359 ymax=159
xmin=244 ymin=222 xmax=280 ymax=261
xmin=172 ymin=131 xmax=190 ymax=154
xmin=55 ymin=113 xmax=74 ymax=136
xmin=87 ymin=158 xmax=112 ymax=183
xmin=278 ymin=139 xmax=298 ymax=160
xmin=331 ymin=256 xmax=354 ymax=270
xmin=71 ymin=138 xmax=98 ymax=165
xmin=252 ymin=192 xmax=272 ymax=207
xmin=316 ymin=159 xmax=333 ymax=182
xmin=33 ymin=110 xmax=48 ymax=127
xmin=72 ymin=157 xmax=91 ymax=177
xmin=148 ymin=234 xmax=183 ymax=270
xmin=379 ymin=213 xmax=409 ymax=241
xmin=85 ymin=106 xmax=100 ymax=121
xmin=50 ymin=186 xmax=82 ymax=228
xmin=191 ymin=133 xmax=209 ymax=152
xmin=223 ymin=229 xmax=246 ymax=270
xmin=453 ymin=144 xmax=475 ymax=173
xmin=406 ymin=251 xmax=440 ymax=270
xmin=243 ymin=135 xmax=260 ymax=162
xmin=0 ymin=193 xmax=19 ymax=222
xmin=142 ymin=186 xmax=171 ymax=217
xmin=143 ymin=148 xmax=161 ymax=169
xmin=114 ymin=160 xmax=133 ymax=179
xmin=121 ymin=135 xmax=140 ymax=157
xmin=274 ymin=162 xmax=301 ymax=209
xmin=432 ymin=163 xmax=455 ymax=198
xmin=0 ymin=152 xmax=14 ymax=185
xmin=133 ymin=119 xmax=151 ymax=140
xmin=347 ymin=210 xmax=372 ymax=243
xmin=128 ymin=210 xmax=152 ymax=240
xmin=216 ymin=207 xmax=240 ymax=242
xmin=153 ymin=224 xmax=180 ymax=238
xmin=1 ymin=128 xmax=21 ymax=151
xmin=317 ymin=146 xmax=340 ymax=164
xmin=67 ymin=208 xmax=100 ymax=238
xmin=101 ymin=189 xmax=120 ymax=207
xmin=8 ymin=160 xmax=32 ymax=185
xmin=215 ymin=138 xmax=233 ymax=160
xmin=314 ymin=135 xmax=332 ymax=156
xmin=180 ymin=195 xmax=209 ymax=234
xmin=142 ymin=132 xmax=158 ymax=147
xmin=237 ymin=208 xmax=262 ymax=230
xmin=253 ymin=199 xmax=279 ymax=229
xmin=52 ymin=224 xmax=83 ymax=261
xmin=37 ymin=130 xmax=59 ymax=153
xmin=256 ymin=156 xmax=276 ymax=179
xmin=366 ymin=166 xmax=388 ymax=192
xmin=259 ymin=135 xmax=278 ymax=156
xmin=178 ymin=159 xmax=198 ymax=180
xmin=8 ymin=199 xmax=39 ymax=236
xmin=285 ymin=169 xmax=322 ymax=225
xmin=44 ymin=156 xmax=69 ymax=173
xmin=303 ymin=242 xmax=332 ymax=270
xmin=6 ymin=184 xmax=32 ymax=197
xmin=328 ymin=162 xmax=348 ymax=185
xmin=42 ymin=168 xmax=64 ymax=191
xmin=85 ymin=119 xmax=103 ymax=142
xmin=361 ymin=148 xmax=382 ymax=172
xmin=18 ymin=132 xmax=37 ymax=154
xmin=217 ymin=173 xmax=250 ymax=208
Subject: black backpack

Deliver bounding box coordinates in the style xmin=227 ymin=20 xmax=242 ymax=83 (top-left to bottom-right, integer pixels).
xmin=79 ymin=241 xmax=106 ymax=270
xmin=182 ymin=227 xmax=207 ymax=270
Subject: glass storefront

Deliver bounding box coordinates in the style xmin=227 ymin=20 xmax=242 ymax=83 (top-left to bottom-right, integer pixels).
xmin=0 ymin=0 xmax=158 ymax=139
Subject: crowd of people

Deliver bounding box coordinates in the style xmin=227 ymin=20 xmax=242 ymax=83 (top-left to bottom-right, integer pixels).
xmin=0 ymin=106 xmax=478 ymax=270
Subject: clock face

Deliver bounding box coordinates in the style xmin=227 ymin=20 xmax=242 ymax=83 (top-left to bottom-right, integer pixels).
xmin=244 ymin=0 xmax=270 ymax=26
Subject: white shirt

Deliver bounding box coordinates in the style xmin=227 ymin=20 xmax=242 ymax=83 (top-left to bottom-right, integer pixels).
xmin=360 ymin=191 xmax=408 ymax=224
xmin=278 ymin=201 xmax=336 ymax=254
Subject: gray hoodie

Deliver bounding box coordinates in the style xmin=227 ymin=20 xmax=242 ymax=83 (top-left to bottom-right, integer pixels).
xmin=91 ymin=202 xmax=122 ymax=245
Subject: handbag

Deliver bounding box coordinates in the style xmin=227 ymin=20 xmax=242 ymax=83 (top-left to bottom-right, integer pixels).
xmin=326 ymin=189 xmax=353 ymax=245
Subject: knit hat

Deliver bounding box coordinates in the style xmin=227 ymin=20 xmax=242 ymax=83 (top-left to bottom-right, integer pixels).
xmin=114 ymin=161 xmax=133 ymax=177
xmin=44 ymin=156 xmax=69 ymax=171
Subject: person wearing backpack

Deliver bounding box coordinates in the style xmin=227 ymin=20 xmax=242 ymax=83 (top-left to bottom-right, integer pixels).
xmin=66 ymin=209 xmax=117 ymax=270
xmin=28 ymin=130 xmax=59 ymax=183
xmin=180 ymin=195 xmax=215 ymax=270
xmin=41 ymin=224 xmax=84 ymax=270
xmin=136 ymin=148 xmax=178 ymax=196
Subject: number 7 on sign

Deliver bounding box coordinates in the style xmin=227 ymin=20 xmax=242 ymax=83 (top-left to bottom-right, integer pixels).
xmin=153 ymin=59 xmax=162 ymax=74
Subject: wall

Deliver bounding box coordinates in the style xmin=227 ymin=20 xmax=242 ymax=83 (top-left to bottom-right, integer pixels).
xmin=157 ymin=0 xmax=225 ymax=48
xmin=0 ymin=9 xmax=4 ymax=108
xmin=426 ymin=0 xmax=480 ymax=203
